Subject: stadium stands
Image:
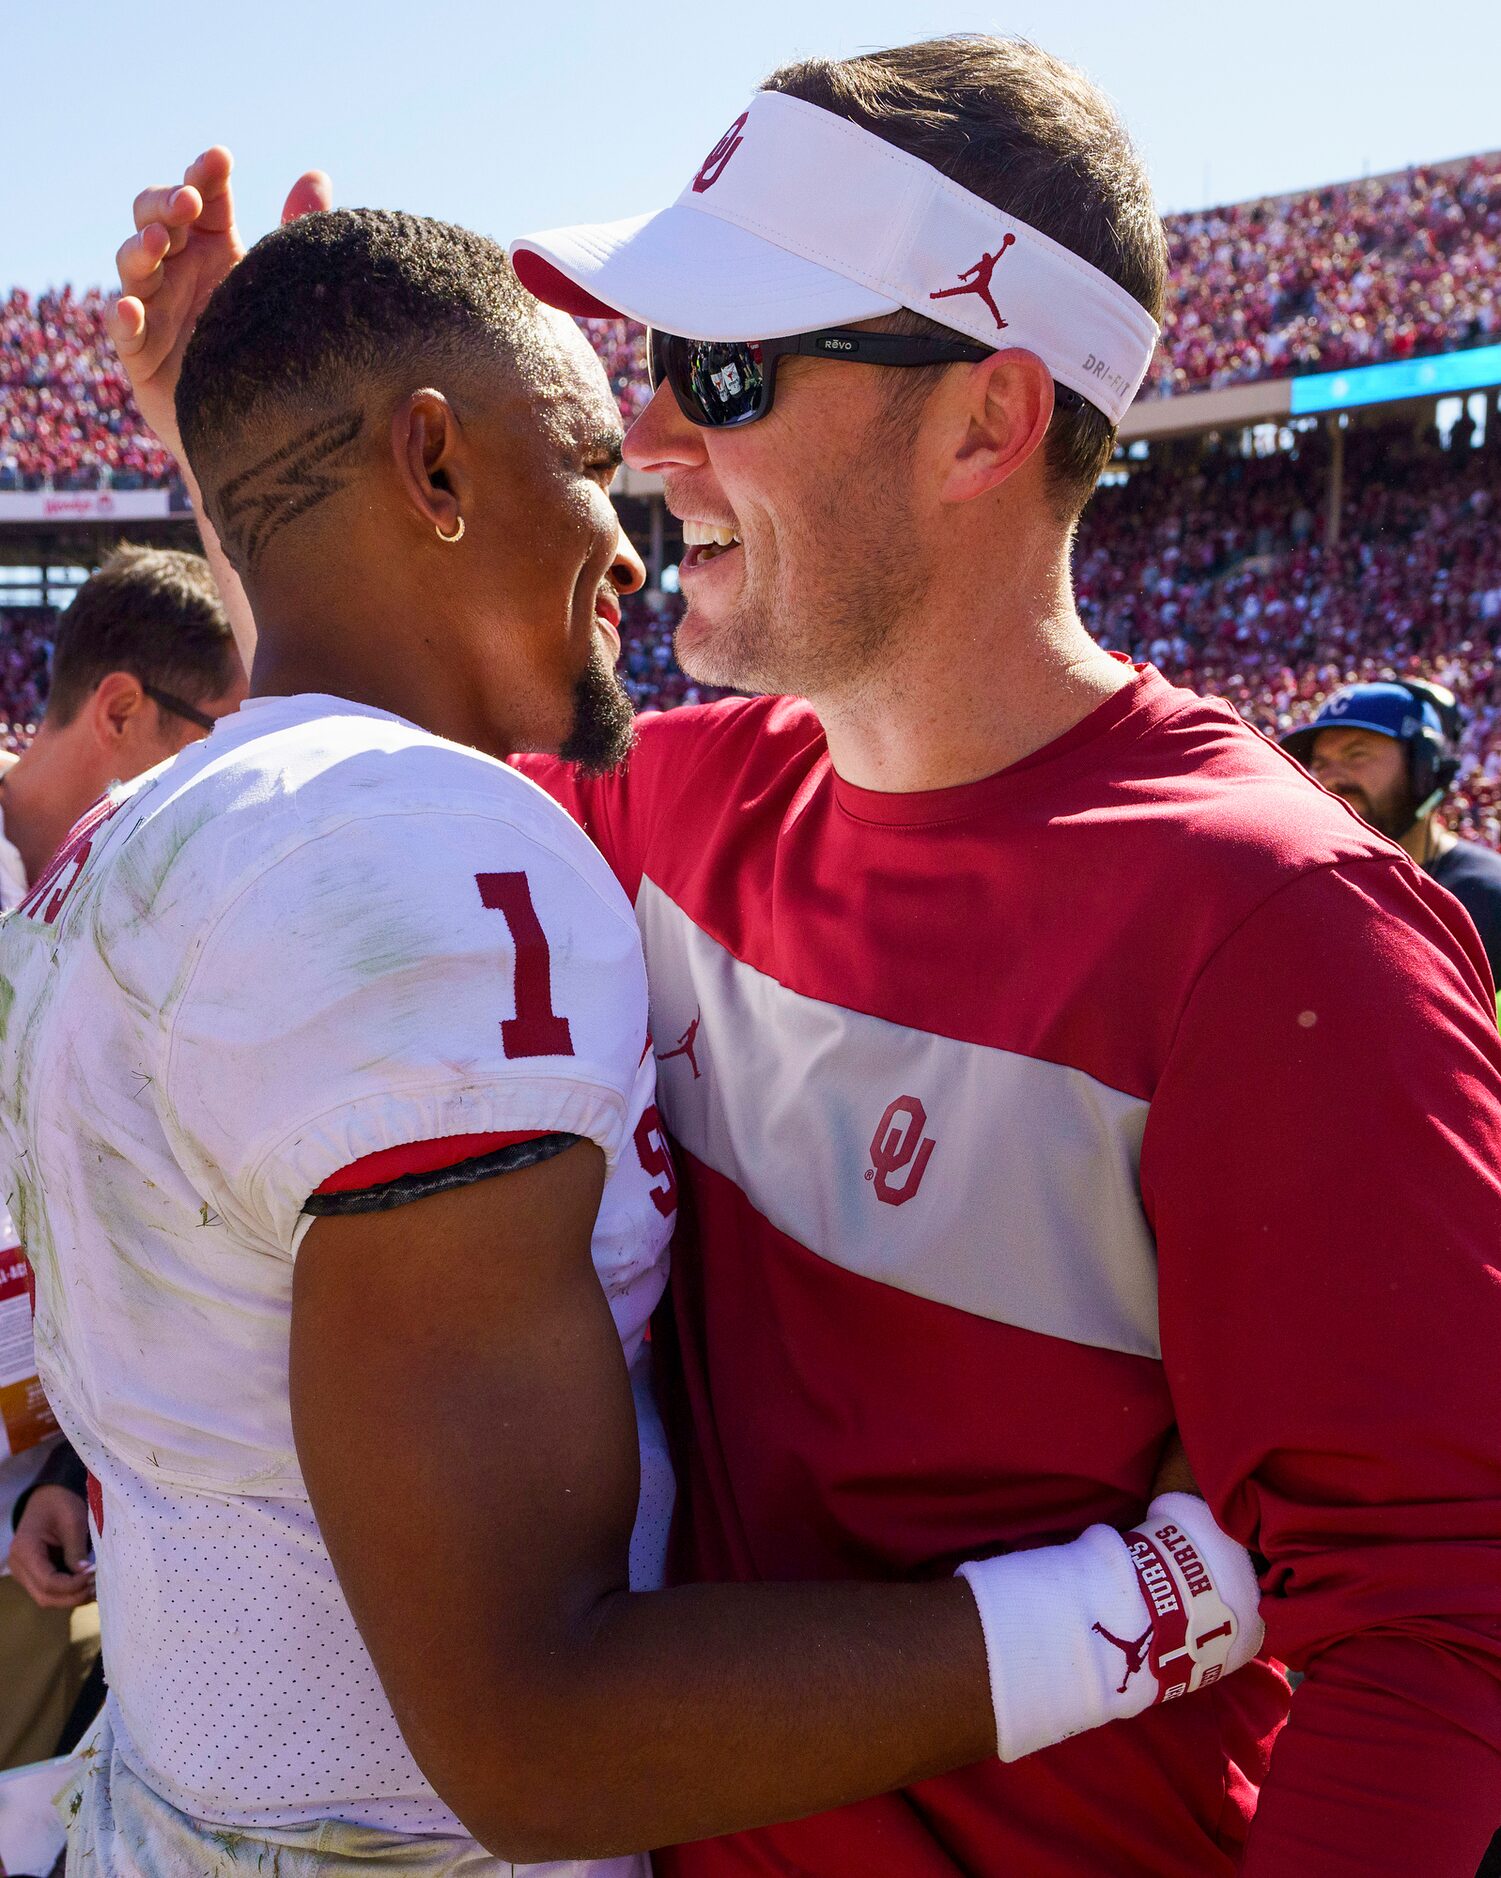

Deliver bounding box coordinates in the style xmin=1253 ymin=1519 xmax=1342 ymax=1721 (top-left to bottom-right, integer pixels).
xmin=2 ymin=150 xmax=1500 ymax=835
xmin=1079 ymin=412 xmax=1501 ymax=844
xmin=0 ymin=288 xmax=179 ymax=492
xmin=0 ymin=608 xmax=52 ymax=749
xmin=3 ymin=147 xmax=1498 ymax=487
xmin=4 ymin=409 xmax=1498 ymax=844
xmin=579 ymin=318 xmax=652 ymax=425
xmin=1144 ymin=152 xmax=1501 ymax=399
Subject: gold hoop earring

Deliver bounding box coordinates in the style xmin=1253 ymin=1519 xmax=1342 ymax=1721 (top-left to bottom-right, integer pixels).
xmin=436 ymin=516 xmax=465 ymax=544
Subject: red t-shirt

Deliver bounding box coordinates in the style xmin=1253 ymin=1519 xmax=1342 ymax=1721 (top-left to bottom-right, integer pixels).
xmin=522 ymin=667 xmax=1501 ymax=1876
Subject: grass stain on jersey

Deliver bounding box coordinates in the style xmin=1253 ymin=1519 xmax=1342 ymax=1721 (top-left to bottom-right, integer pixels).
xmin=106 ymin=796 xmax=221 ymax=944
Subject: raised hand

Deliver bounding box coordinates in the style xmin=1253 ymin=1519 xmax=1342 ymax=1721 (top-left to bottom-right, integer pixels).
xmin=108 ymin=149 xmax=332 ymax=460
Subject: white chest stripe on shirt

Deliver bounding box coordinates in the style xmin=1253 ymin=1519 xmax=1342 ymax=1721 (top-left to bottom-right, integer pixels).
xmin=637 ymin=875 xmax=1161 ymax=1361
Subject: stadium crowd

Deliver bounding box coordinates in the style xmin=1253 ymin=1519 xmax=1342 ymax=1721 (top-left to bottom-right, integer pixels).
xmin=1078 ymin=410 xmax=1501 ymax=844
xmin=1143 ymin=152 xmax=1501 ymax=398
xmin=579 ymin=317 xmax=652 ymax=425
xmin=0 ymin=610 xmax=52 ymax=748
xmin=0 ymin=288 xmax=180 ymax=492
xmin=3 ymin=412 xmax=1498 ymax=845
xmin=2 ymin=153 xmax=1500 ymax=812
xmin=4 ymin=149 xmax=1499 ymax=490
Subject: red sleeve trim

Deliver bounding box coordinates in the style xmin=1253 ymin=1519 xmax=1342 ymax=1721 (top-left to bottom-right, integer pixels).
xmin=314 ymin=1131 xmax=547 ymax=1196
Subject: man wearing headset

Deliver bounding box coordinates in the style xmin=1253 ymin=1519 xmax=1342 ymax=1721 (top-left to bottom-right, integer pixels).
xmin=1282 ymin=680 xmax=1501 ymax=993
xmin=1284 ymin=681 xmax=1501 ymax=1878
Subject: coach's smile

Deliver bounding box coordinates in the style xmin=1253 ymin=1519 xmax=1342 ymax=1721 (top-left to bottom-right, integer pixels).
xmin=680 ymin=518 xmax=744 ymax=573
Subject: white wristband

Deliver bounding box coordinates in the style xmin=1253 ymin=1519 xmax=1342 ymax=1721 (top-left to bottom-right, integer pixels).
xmin=956 ymin=1493 xmax=1265 ymax=1763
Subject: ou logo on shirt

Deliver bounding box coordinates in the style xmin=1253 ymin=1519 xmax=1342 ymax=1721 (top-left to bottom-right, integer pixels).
xmin=865 ymin=1095 xmax=936 ymax=1206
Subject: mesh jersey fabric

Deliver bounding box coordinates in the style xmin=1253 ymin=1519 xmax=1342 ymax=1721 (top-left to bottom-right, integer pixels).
xmin=0 ymin=694 xmax=673 ymax=1867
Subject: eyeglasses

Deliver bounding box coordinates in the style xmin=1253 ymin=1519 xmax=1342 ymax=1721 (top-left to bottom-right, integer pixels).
xmin=647 ymin=326 xmax=993 ymax=430
xmin=143 ymin=683 xmax=218 ymax=735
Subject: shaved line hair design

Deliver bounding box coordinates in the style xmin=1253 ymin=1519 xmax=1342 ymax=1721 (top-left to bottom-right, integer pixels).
xmin=217 ymin=411 xmax=365 ymax=574
xmin=176 ymin=207 xmax=553 ymax=576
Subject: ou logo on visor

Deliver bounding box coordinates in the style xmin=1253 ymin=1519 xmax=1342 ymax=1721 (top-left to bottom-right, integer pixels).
xmin=692 ymin=112 xmax=748 ymax=193
xmin=866 ymin=1095 xmax=937 ymax=1206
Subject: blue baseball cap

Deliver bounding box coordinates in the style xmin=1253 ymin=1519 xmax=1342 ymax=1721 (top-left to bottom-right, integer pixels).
xmin=1280 ymin=683 xmax=1445 ymax=767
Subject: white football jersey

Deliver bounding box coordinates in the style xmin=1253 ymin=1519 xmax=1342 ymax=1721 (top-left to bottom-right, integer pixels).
xmin=0 ymin=694 xmax=674 ymax=1871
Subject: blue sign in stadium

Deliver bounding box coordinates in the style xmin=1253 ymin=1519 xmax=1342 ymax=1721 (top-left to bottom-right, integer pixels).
xmin=1290 ymin=343 xmax=1501 ymax=415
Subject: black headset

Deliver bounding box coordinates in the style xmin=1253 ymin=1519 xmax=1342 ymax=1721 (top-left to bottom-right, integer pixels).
xmin=1394 ymin=679 xmax=1462 ymax=813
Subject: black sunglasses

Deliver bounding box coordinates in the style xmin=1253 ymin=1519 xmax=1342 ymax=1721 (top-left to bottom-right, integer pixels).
xmin=647 ymin=326 xmax=993 ymax=430
xmin=143 ymin=683 xmax=217 ymax=734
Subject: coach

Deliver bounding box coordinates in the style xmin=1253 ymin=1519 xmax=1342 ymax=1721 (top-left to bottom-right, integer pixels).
xmin=509 ymin=46 xmax=1501 ymax=1874
xmin=111 ymin=35 xmax=1501 ymax=1876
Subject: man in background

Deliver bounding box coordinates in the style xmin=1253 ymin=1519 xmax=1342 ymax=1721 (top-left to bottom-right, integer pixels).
xmin=1284 ymin=680 xmax=1501 ymax=1878
xmin=1 ymin=543 xmax=244 ymax=1767
xmin=1282 ymin=678 xmax=1501 ymax=991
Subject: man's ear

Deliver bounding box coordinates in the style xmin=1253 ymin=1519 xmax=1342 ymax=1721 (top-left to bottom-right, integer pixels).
xmin=89 ymin=672 xmax=149 ymax=750
xmin=935 ymin=349 xmax=1055 ymax=506
xmin=392 ymin=390 xmax=467 ymax=540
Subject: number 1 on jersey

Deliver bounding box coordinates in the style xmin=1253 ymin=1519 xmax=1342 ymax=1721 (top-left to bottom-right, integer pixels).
xmin=475 ymin=872 xmax=575 ymax=1059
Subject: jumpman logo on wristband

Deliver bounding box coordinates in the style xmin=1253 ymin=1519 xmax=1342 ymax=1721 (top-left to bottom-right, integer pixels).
xmin=1091 ymin=1621 xmax=1152 ymax=1694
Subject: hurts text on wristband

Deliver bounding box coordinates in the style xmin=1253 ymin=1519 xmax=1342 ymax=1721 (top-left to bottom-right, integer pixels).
xmin=1120 ymin=1505 xmax=1240 ymax=1703
xmin=955 ymin=1491 xmax=1265 ymax=1763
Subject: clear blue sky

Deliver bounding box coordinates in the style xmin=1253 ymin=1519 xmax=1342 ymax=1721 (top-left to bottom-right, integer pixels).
xmin=4 ymin=0 xmax=1499 ymax=290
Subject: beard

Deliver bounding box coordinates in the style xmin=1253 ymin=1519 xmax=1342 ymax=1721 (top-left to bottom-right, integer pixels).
xmin=1332 ymin=781 xmax=1418 ymax=840
xmin=557 ymin=634 xmax=637 ymax=775
xmin=677 ymin=533 xmax=923 ymax=701
xmin=676 ymin=404 xmax=931 ymax=702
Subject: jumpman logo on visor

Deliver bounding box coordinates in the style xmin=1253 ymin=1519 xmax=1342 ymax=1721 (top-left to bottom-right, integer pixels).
xmin=929 ymin=232 xmax=1017 ymax=330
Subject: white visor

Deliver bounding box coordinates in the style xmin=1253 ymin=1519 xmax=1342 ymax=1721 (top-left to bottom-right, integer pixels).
xmin=509 ymin=91 xmax=1160 ymax=426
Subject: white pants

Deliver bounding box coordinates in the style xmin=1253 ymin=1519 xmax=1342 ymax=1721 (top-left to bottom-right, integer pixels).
xmin=62 ymin=1700 xmax=647 ymax=1878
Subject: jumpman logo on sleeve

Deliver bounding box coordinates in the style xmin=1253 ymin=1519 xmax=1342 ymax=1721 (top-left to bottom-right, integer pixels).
xmin=929 ymin=233 xmax=1016 ymax=330
xmin=1091 ymin=1620 xmax=1153 ymax=1694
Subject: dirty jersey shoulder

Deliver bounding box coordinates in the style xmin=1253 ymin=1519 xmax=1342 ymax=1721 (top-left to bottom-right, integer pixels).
xmin=86 ymin=701 xmax=637 ymax=995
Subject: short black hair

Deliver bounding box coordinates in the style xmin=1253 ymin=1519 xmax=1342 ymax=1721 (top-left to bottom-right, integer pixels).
xmin=176 ymin=208 xmax=550 ymax=573
xmin=47 ymin=545 xmax=235 ymax=726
